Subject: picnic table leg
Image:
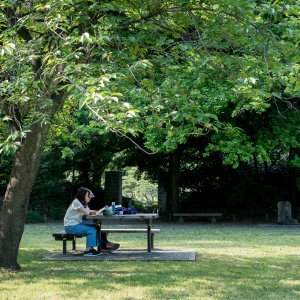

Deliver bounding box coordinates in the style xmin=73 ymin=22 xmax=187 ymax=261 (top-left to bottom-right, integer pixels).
xmin=151 ymin=233 xmax=154 ymax=249
xmin=63 ymin=239 xmax=67 ymax=254
xmin=147 ymin=221 xmax=152 ymax=253
xmin=96 ymin=221 xmax=102 ymax=253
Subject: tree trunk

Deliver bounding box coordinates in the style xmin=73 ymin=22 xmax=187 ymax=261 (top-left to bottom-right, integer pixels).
xmin=288 ymin=148 xmax=298 ymax=218
xmin=0 ymin=97 xmax=65 ymax=270
xmin=165 ymin=146 xmax=182 ymax=221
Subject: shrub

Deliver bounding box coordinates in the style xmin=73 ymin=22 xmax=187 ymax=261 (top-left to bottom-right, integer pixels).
xmin=48 ymin=206 xmax=65 ymax=220
xmin=131 ymin=199 xmax=147 ymax=213
xmin=26 ymin=211 xmax=45 ymax=223
xmin=131 ymin=199 xmax=157 ymax=213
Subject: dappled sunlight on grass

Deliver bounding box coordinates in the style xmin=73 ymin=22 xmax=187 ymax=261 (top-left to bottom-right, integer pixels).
xmin=280 ymin=279 xmax=300 ymax=287
xmin=200 ymin=245 xmax=300 ymax=257
xmin=1 ymin=222 xmax=300 ymax=299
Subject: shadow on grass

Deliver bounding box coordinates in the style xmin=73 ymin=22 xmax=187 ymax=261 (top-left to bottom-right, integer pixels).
xmin=5 ymin=223 xmax=300 ymax=299
xmin=1 ymin=248 xmax=298 ymax=299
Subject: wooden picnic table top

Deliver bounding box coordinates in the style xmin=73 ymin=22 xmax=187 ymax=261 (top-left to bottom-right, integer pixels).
xmin=86 ymin=213 xmax=159 ymax=221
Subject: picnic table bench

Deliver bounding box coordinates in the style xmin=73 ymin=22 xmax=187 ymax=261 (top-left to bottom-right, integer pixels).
xmin=53 ymin=228 xmax=160 ymax=254
xmin=173 ymin=213 xmax=223 ymax=223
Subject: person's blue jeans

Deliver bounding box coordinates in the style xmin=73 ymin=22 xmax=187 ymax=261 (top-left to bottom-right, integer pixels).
xmin=65 ymin=223 xmax=105 ymax=248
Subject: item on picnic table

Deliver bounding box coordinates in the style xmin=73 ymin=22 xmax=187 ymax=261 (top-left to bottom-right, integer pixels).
xmin=114 ymin=206 xmax=137 ymax=215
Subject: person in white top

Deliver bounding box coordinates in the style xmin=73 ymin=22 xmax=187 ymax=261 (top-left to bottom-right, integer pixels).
xmin=64 ymin=187 xmax=119 ymax=256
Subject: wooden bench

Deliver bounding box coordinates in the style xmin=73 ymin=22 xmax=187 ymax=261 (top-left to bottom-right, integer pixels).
xmin=173 ymin=213 xmax=223 ymax=223
xmin=52 ymin=232 xmax=84 ymax=254
xmin=53 ymin=228 xmax=160 ymax=254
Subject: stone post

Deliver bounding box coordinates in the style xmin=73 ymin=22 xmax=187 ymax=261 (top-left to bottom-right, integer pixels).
xmin=104 ymin=171 xmax=122 ymax=205
xmin=277 ymin=201 xmax=293 ymax=225
xmin=158 ymin=186 xmax=167 ymax=214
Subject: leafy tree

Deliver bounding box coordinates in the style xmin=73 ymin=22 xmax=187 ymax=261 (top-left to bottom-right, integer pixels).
xmin=122 ymin=167 xmax=158 ymax=202
xmin=0 ymin=0 xmax=138 ymax=270
xmin=0 ymin=0 xmax=299 ymax=270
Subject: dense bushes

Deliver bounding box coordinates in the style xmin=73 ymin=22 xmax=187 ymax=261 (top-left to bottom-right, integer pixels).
xmin=26 ymin=211 xmax=45 ymax=223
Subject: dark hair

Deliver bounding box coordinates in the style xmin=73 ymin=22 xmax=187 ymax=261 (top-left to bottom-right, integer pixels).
xmin=74 ymin=187 xmax=90 ymax=207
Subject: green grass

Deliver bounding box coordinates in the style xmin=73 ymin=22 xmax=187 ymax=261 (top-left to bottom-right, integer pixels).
xmin=1 ymin=222 xmax=300 ymax=299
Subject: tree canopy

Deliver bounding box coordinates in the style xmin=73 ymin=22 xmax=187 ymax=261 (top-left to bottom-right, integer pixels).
xmin=1 ymin=1 xmax=299 ymax=156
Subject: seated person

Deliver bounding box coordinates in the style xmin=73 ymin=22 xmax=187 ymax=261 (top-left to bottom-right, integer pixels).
xmin=64 ymin=187 xmax=120 ymax=256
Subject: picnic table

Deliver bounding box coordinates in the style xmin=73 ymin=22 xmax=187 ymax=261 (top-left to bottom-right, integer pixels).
xmin=85 ymin=213 xmax=159 ymax=252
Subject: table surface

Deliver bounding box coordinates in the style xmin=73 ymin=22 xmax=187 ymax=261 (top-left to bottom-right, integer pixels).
xmin=86 ymin=213 xmax=159 ymax=221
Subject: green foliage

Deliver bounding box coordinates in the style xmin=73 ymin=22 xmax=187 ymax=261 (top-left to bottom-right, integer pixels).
xmin=0 ymin=0 xmax=141 ymax=156
xmin=205 ymin=130 xmax=255 ymax=168
xmin=130 ymin=199 xmax=148 ymax=213
xmin=76 ymin=0 xmax=299 ymax=158
xmin=0 ymin=0 xmax=299 ymax=161
xmin=122 ymin=167 xmax=158 ymax=203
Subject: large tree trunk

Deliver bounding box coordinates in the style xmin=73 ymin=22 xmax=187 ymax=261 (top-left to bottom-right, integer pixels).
xmin=0 ymin=122 xmax=50 ymax=269
xmin=165 ymin=146 xmax=183 ymax=221
xmin=0 ymin=97 xmax=65 ymax=270
xmin=288 ymin=148 xmax=298 ymax=218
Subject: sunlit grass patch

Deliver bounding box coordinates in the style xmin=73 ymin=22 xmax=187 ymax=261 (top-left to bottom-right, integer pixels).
xmin=1 ymin=222 xmax=300 ymax=299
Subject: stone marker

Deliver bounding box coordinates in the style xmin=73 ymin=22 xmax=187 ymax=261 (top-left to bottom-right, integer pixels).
xmin=277 ymin=201 xmax=298 ymax=225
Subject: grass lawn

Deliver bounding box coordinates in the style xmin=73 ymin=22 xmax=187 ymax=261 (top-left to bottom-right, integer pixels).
xmin=1 ymin=222 xmax=300 ymax=299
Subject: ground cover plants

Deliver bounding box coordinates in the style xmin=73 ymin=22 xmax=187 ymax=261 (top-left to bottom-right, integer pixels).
xmin=1 ymin=222 xmax=300 ymax=299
